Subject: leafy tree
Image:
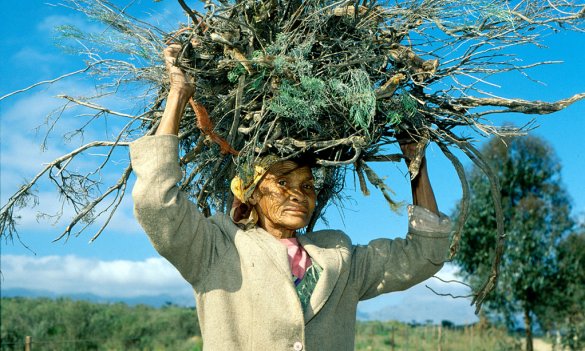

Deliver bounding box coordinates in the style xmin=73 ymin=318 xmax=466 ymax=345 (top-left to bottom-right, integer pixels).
xmin=453 ymin=135 xmax=575 ymax=351
xmin=557 ymin=228 xmax=585 ymax=350
xmin=535 ymin=226 xmax=585 ymax=350
xmin=0 ymin=297 xmax=201 ymax=351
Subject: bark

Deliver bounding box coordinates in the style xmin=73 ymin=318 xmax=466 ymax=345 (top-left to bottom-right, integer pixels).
xmin=525 ymin=307 xmax=534 ymax=351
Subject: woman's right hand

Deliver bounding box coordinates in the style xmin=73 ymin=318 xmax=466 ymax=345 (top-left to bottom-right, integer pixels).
xmin=155 ymin=45 xmax=196 ymax=136
xmin=164 ymin=44 xmax=195 ymax=97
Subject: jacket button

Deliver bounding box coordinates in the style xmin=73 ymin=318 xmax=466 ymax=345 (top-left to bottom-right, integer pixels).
xmin=293 ymin=341 xmax=303 ymax=351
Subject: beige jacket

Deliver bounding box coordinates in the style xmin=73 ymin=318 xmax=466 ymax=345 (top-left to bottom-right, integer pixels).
xmin=130 ymin=135 xmax=451 ymax=351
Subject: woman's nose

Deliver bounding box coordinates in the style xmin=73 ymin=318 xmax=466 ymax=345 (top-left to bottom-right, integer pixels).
xmin=288 ymin=186 xmax=306 ymax=202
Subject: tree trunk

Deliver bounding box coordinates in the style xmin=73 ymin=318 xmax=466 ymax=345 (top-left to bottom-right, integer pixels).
xmin=524 ymin=307 xmax=534 ymax=351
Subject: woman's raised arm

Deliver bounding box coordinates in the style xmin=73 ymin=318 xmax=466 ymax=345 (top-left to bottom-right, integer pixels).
xmin=400 ymin=142 xmax=439 ymax=216
xmin=156 ymin=44 xmax=195 ymax=136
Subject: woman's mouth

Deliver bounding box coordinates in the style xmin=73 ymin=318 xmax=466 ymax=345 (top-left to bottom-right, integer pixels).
xmin=284 ymin=207 xmax=308 ymax=214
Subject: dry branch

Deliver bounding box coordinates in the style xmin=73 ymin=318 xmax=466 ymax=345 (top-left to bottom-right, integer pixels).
xmin=454 ymin=93 xmax=585 ymax=114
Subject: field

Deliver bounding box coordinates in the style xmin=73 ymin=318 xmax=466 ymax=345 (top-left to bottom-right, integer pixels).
xmin=1 ymin=297 xmax=557 ymax=350
xmin=354 ymin=321 xmax=556 ymax=351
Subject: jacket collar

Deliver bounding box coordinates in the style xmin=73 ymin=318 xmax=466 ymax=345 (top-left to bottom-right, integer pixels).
xmin=298 ymin=234 xmax=343 ymax=323
xmin=248 ymin=227 xmax=291 ymax=277
xmin=247 ymin=227 xmax=344 ymax=323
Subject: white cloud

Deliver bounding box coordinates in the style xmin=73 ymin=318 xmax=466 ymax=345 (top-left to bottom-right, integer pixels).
xmin=1 ymin=254 xmax=192 ymax=299
xmin=2 ymin=255 xmax=478 ymax=324
xmin=12 ymin=47 xmax=62 ymax=68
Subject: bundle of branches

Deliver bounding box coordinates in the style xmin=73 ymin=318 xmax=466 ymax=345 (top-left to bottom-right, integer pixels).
xmin=1 ymin=0 xmax=584 ymax=312
xmin=166 ymin=0 xmax=435 ymax=225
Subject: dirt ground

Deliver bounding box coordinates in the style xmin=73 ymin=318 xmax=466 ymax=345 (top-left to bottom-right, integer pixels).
xmin=531 ymin=338 xmax=554 ymax=351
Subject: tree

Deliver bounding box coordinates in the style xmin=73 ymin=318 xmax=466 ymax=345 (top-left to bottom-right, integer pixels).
xmin=0 ymin=297 xmax=202 ymax=351
xmin=535 ymin=225 xmax=585 ymax=350
xmin=453 ymin=135 xmax=575 ymax=351
xmin=556 ymin=228 xmax=585 ymax=350
xmin=1 ymin=0 xmax=584 ymax=310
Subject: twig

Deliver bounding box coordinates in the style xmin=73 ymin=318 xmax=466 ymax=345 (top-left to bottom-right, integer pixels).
xmin=434 ymin=137 xmax=469 ymax=260
xmin=177 ymin=0 xmax=201 ymax=25
xmin=425 ymin=285 xmax=475 ymax=299
xmin=58 ymin=95 xmax=153 ymax=121
xmin=0 ymin=63 xmax=102 ymax=101
xmin=0 ymin=141 xmax=129 ymax=240
xmin=453 ymin=93 xmax=585 ymax=114
xmin=444 ymin=130 xmax=506 ymax=313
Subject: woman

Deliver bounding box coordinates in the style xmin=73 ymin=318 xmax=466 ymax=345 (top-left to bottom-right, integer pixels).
xmin=130 ymin=45 xmax=451 ymax=350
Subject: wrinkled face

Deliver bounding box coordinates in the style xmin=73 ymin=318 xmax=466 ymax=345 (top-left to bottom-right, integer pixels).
xmin=250 ymin=161 xmax=316 ymax=237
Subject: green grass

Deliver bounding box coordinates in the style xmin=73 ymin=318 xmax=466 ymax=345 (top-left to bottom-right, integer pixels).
xmin=3 ymin=297 xmax=540 ymax=350
xmin=355 ymin=321 xmax=524 ymax=351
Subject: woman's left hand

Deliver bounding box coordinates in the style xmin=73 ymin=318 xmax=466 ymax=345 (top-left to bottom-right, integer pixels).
xmin=398 ymin=135 xmax=439 ymax=215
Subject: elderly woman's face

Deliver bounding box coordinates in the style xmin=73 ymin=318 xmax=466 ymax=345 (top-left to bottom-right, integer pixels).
xmin=251 ymin=161 xmax=316 ymax=237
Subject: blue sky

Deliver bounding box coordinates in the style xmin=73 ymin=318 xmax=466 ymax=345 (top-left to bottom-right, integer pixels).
xmin=1 ymin=1 xmax=583 ymax=325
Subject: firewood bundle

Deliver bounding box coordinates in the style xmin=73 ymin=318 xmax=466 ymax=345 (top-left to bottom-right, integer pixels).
xmin=160 ymin=0 xmax=446 ymax=225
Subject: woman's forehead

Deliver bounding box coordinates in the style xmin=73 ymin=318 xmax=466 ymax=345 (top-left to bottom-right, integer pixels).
xmin=267 ymin=161 xmax=313 ymax=178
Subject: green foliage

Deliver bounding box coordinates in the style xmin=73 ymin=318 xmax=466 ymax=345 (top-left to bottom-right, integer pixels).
xmin=452 ymin=135 xmax=576 ymax=345
xmin=536 ymin=229 xmax=585 ymax=351
xmin=329 ymin=70 xmax=376 ymax=133
xmin=1 ymin=297 xmax=201 ymax=351
xmin=55 ymin=25 xmax=84 ymax=40
xmin=384 ymin=93 xmax=419 ymax=126
xmin=269 ymin=69 xmax=379 ymax=135
xmin=2 ymin=297 xmax=545 ymax=351
xmin=557 ymin=230 xmax=585 ymax=351
xmin=227 ymin=64 xmax=247 ymax=83
xmin=266 ymin=33 xmax=315 ymax=77
xmin=386 ymin=111 xmax=403 ymax=126
xmin=265 ymin=31 xmax=377 ymax=136
xmin=53 ymin=3 xmax=161 ymax=72
xmin=268 ymin=77 xmax=328 ymax=130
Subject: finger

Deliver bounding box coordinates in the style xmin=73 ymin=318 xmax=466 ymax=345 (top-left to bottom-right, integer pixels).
xmin=163 ymin=44 xmax=181 ymax=67
xmin=163 ymin=44 xmax=182 ymax=58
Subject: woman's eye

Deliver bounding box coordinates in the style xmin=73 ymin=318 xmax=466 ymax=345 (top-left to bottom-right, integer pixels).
xmin=304 ymin=184 xmax=314 ymax=190
xmin=277 ymin=179 xmax=287 ymax=186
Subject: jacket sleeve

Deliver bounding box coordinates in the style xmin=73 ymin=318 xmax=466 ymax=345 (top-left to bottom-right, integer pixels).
xmin=130 ymin=135 xmax=231 ymax=288
xmin=351 ymin=205 xmax=451 ymax=300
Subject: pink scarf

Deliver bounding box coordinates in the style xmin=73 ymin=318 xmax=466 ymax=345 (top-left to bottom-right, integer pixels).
xmin=279 ymin=237 xmax=312 ymax=280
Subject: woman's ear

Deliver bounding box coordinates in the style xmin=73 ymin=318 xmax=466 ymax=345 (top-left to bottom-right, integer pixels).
xmin=248 ymin=194 xmax=258 ymax=205
xmin=249 ymin=185 xmax=262 ymax=205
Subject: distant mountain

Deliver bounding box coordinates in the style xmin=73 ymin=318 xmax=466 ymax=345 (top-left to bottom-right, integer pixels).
xmin=362 ymin=299 xmax=479 ymax=326
xmin=1 ymin=288 xmax=195 ymax=308
xmin=356 ymin=309 xmax=371 ymax=321
xmin=2 ymin=288 xmax=478 ymax=326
